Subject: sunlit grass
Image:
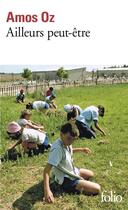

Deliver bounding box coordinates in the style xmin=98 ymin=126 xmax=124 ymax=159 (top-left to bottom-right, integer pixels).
xmin=1 ymin=84 xmax=128 ymax=210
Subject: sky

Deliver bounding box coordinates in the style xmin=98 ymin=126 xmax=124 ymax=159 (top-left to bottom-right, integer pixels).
xmin=0 ymin=65 xmax=112 ymax=73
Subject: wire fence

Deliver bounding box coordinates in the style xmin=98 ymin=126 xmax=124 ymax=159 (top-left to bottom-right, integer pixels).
xmin=0 ymin=78 xmax=128 ymax=97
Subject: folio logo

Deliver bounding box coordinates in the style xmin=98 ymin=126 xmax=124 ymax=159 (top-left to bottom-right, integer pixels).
xmin=101 ymin=191 xmax=122 ymax=203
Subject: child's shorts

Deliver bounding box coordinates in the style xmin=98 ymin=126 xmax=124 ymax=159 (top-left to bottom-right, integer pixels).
xmin=61 ymin=177 xmax=80 ymax=194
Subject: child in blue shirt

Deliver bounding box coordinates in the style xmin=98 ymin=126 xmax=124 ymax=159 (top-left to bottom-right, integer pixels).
xmin=43 ymin=123 xmax=101 ymax=203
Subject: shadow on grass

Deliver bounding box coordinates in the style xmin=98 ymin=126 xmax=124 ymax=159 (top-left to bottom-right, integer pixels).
xmin=12 ymin=181 xmax=62 ymax=210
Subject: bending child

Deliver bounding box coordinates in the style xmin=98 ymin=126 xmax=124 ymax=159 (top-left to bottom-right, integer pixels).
xmin=64 ymin=104 xmax=82 ymax=115
xmin=67 ymin=105 xmax=106 ymax=139
xmin=26 ymin=101 xmax=50 ymax=112
xmin=7 ymin=122 xmax=51 ymax=156
xmin=46 ymin=87 xmax=54 ymax=97
xmin=43 ymin=123 xmax=101 ymax=203
xmin=17 ymin=109 xmax=44 ymax=131
xmin=16 ymin=89 xmax=25 ymax=103
xmin=45 ymin=94 xmax=57 ymax=109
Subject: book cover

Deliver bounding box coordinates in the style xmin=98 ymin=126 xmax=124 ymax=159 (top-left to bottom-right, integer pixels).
xmin=0 ymin=0 xmax=127 ymax=210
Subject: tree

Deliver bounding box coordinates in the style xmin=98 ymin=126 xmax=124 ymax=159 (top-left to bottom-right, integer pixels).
xmin=56 ymin=67 xmax=69 ymax=80
xmin=63 ymin=70 xmax=68 ymax=79
xmin=22 ymin=68 xmax=32 ymax=80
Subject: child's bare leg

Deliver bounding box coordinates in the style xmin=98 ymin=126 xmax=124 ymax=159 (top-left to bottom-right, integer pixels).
xmin=76 ymin=180 xmax=101 ymax=195
xmin=79 ymin=168 xmax=94 ymax=180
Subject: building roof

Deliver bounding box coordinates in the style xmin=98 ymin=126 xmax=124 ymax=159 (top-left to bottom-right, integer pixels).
xmin=32 ymin=67 xmax=86 ymax=74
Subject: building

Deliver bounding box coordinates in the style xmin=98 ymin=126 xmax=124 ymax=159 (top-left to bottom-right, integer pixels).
xmin=32 ymin=67 xmax=87 ymax=81
xmin=98 ymin=67 xmax=128 ymax=77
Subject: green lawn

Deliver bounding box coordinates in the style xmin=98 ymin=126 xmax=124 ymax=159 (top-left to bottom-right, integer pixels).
xmin=0 ymin=84 xmax=128 ymax=210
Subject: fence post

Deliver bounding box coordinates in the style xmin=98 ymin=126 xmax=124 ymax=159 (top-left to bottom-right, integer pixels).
xmin=96 ymin=70 xmax=99 ymax=85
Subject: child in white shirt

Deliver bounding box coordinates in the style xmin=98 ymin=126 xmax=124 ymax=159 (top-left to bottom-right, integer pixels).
xmin=26 ymin=101 xmax=50 ymax=111
xmin=7 ymin=122 xmax=51 ymax=156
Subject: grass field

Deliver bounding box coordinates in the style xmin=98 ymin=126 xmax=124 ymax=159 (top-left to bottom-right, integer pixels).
xmin=0 ymin=84 xmax=128 ymax=210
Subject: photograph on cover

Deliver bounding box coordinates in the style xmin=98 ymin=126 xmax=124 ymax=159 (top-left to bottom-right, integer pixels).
xmin=0 ymin=65 xmax=128 ymax=210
